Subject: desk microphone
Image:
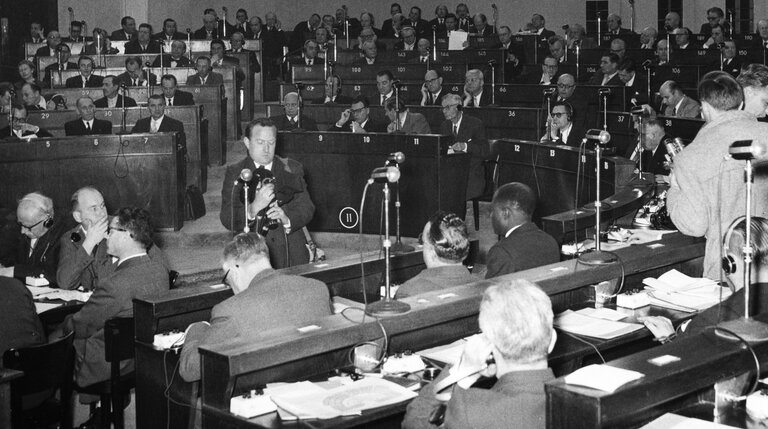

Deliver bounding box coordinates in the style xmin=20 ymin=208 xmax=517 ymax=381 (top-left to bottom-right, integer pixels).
xmin=238 ymin=168 xmax=253 ymax=183
xmin=598 ymin=87 xmax=612 ymax=96
xmin=730 ymin=140 xmax=768 ymax=160
xmin=371 ymin=166 xmax=401 ymax=183
xmin=583 ymin=129 xmax=611 ymax=144
xmin=387 ymin=152 xmax=405 ymax=164
xmin=543 ymin=87 xmax=556 ymax=96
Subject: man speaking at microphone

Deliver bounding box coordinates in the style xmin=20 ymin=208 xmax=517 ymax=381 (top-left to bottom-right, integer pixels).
xmin=220 ymin=118 xmax=315 ymax=268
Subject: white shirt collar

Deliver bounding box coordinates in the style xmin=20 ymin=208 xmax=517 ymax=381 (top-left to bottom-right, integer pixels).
xmin=453 ymin=113 xmax=464 ymax=131
xmin=151 ymin=115 xmax=165 ymax=127
xmin=118 ymin=252 xmax=147 ymax=266
xmin=504 ymin=224 xmax=523 ymax=237
xmin=253 ymin=160 xmax=273 ymax=171
xmin=626 ymin=73 xmax=636 ymax=87
xmin=560 ymin=122 xmax=573 ymax=144
xmin=674 ymin=97 xmax=685 ymax=112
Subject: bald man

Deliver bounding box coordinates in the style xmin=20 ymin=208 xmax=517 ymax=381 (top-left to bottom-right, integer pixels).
xmin=268 ymin=92 xmax=319 ymax=131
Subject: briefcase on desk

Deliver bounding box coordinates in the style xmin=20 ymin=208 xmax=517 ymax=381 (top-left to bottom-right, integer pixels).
xmin=184 ymin=185 xmax=206 ymax=220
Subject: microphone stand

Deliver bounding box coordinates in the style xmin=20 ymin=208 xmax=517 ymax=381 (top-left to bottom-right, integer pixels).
xmin=390 ymin=157 xmax=413 ymax=254
xmin=323 ymin=49 xmax=328 ymax=81
xmin=7 ymin=89 xmax=13 ymax=137
xmin=488 ymin=60 xmax=496 ymax=105
xmin=578 ymin=136 xmax=617 ymax=265
xmin=186 ymin=29 xmax=193 ymax=61
xmin=145 ymin=62 xmax=154 ymax=96
xmin=432 ymin=26 xmax=437 ymax=61
xmin=543 ymin=89 xmax=553 ymax=143
xmin=366 ymin=180 xmax=411 ymax=316
xmin=118 ymin=83 xmax=129 ymax=134
xmin=393 ymin=83 xmax=400 ymax=133
xmin=597 ymin=14 xmax=602 ymax=46
xmin=575 ymin=44 xmax=580 ymax=81
xmin=294 ymin=82 xmax=305 ymax=131
xmin=601 ymin=90 xmax=609 ymax=131
xmin=159 ymin=42 xmax=165 ymax=76
xmin=243 ymin=181 xmax=251 ymax=233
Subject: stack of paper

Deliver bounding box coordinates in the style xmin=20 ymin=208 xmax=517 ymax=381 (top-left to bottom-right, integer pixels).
xmin=564 ymin=364 xmax=645 ymax=392
xmin=554 ymin=308 xmax=644 ymax=340
xmin=27 ymin=286 xmax=92 ymax=302
xmin=643 ymin=269 xmax=731 ymax=312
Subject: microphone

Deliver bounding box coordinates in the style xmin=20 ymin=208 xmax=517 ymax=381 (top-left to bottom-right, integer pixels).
xmin=370 ymin=166 xmax=401 ymax=183
xmin=145 ymin=61 xmax=152 ymax=68
xmin=583 ymin=129 xmax=611 ymax=144
xmin=562 ymin=24 xmax=570 ymax=30
xmin=186 ymin=28 xmax=192 ymax=33
xmin=543 ymin=87 xmax=556 ymax=96
xmin=598 ymin=87 xmax=612 ymax=95
xmin=487 ymin=59 xmax=497 ymax=67
xmin=387 ymin=152 xmax=405 ymax=164
xmin=391 ymin=79 xmax=402 ymax=88
xmin=730 ymin=140 xmax=768 ymax=160
xmin=641 ymin=59 xmax=653 ymax=69
xmin=238 ymin=168 xmax=253 ymax=183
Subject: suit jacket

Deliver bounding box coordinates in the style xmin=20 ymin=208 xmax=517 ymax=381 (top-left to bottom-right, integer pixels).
xmin=185 ymin=72 xmax=224 ymax=86
xmin=394 ymin=265 xmax=478 ymax=298
xmin=473 ymin=25 xmax=494 ymax=37
xmin=0 ymin=217 xmax=68 ymax=285
xmin=407 ymin=19 xmax=431 ymax=38
xmin=151 ymin=54 xmax=191 ymax=68
xmin=440 ymin=114 xmax=490 ymax=200
xmin=429 ymin=18 xmax=447 ymax=35
xmin=110 ymin=29 xmax=134 ymax=41
xmin=227 ymin=48 xmax=261 ymax=73
xmin=520 ymin=71 xmax=559 ymax=85
xmin=381 ymin=19 xmax=398 ymax=39
xmin=539 ymin=29 xmax=556 ymax=41
xmin=624 ymin=74 xmax=648 ymax=109
xmin=66 ymin=255 xmax=168 ymax=386
xmin=465 ymin=90 xmax=493 ymax=107
xmin=34 ymin=45 xmax=56 ymax=58
xmin=722 ymin=58 xmax=742 ymax=78
xmin=231 ymin=22 xmax=253 ymax=39
xmin=65 ymin=74 xmax=104 ymax=88
xmin=83 ymin=42 xmax=119 ymax=56
xmin=588 ymin=71 xmax=622 ymax=86
xmin=550 ymin=94 xmax=590 ymax=131
xmin=131 ymin=115 xmax=186 ymax=144
xmin=179 ymin=268 xmax=332 ymax=382
xmin=639 ymin=143 xmax=670 ymax=176
xmin=123 ymin=39 xmax=161 ymax=54
xmin=289 ymin=55 xmax=325 ymax=66
xmin=64 ymin=118 xmax=113 ymax=136
xmin=153 ymin=31 xmax=186 ymax=41
xmin=547 ymin=122 xmax=585 ymax=147
xmin=220 ymin=156 xmax=315 ymax=268
xmin=388 ymin=111 xmax=431 ymax=134
xmin=314 ymin=94 xmax=355 ymax=105
xmin=165 ymin=90 xmax=195 ymax=106
xmin=423 ymin=89 xmax=450 ymax=106
xmin=663 ymin=95 xmax=701 ymax=118
xmin=0 ymin=126 xmax=53 ymax=140
xmin=94 ymin=95 xmax=137 ymax=108
xmin=0 ymin=277 xmax=45 ymax=355
xmin=268 ymin=114 xmax=319 ymax=131
xmin=262 ymin=27 xmax=287 ymax=59
xmin=393 ymin=40 xmax=417 ymax=51
xmin=329 ymin=118 xmax=388 ymax=133
xmin=192 ymin=27 xmax=219 ymax=40
xmin=115 ymin=71 xmax=157 ymax=87
xmin=57 ymin=225 xmax=169 ymax=291
xmin=456 ymin=18 xmax=472 ymax=33
xmin=485 ymin=222 xmax=560 ymax=278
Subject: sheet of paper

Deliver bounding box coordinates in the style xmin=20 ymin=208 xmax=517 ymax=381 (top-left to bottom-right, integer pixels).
xmin=576 ymin=307 xmax=627 ymax=321
xmin=564 ymin=364 xmax=644 ymax=393
xmin=639 ymin=413 xmax=739 ymax=428
xmin=554 ymin=310 xmax=644 ymax=340
xmin=27 ymin=286 xmax=59 ymax=297
xmin=418 ymin=337 xmax=468 ymax=366
xmin=448 ymin=31 xmax=468 ymax=50
xmin=34 ymin=302 xmax=63 ymax=314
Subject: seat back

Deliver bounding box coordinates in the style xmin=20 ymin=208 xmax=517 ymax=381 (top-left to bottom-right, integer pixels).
xmin=104 ymin=317 xmax=135 ymax=364
xmin=38 ymin=303 xmax=83 ymax=336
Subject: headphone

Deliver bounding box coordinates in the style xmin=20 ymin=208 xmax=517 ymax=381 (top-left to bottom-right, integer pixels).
xmin=552 ymin=101 xmax=573 ymax=121
xmin=43 ymin=216 xmax=54 ymax=228
xmin=20 ymin=193 xmax=54 ymax=229
xmin=722 ymin=216 xmax=745 ymax=275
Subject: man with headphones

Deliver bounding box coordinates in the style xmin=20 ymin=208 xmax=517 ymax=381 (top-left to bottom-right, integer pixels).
xmin=541 ymin=101 xmax=583 ymax=146
xmin=394 ymin=212 xmax=478 ymax=298
xmin=0 ymin=192 xmax=68 ymax=286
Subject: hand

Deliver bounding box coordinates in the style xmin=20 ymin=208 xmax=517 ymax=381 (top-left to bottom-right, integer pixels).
xmin=462 ymin=89 xmax=471 ymax=107
xmin=456 ymin=334 xmax=497 ymax=379
xmin=351 ymin=121 xmax=366 ymax=133
xmin=249 ymin=183 xmax=275 ymax=216
xmin=421 ymin=83 xmax=429 ymax=97
xmin=638 ymin=316 xmax=675 ymax=341
xmin=450 ymin=142 xmax=466 ymax=152
xmin=274 ymin=19 xmax=282 ymax=30
xmin=266 ymin=201 xmax=290 ymax=225
xmin=0 ymin=266 xmax=13 ymax=278
xmin=655 ymin=174 xmax=670 ymax=184
xmin=338 ymin=109 xmax=351 ymax=125
xmin=82 ymin=216 xmax=108 ymax=252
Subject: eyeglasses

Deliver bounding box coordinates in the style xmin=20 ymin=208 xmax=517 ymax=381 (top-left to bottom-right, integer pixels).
xmin=350 ymin=107 xmax=366 ymax=114
xmin=107 ymin=226 xmax=127 ymax=234
xmin=441 ymin=104 xmax=460 ymax=110
xmin=557 ymin=84 xmax=575 ymax=89
xmin=424 ymin=77 xmax=440 ymax=84
xmin=18 ymin=218 xmax=46 ymax=231
xmin=707 ymin=16 xmax=719 ymax=21
xmin=551 ymin=112 xmax=567 ymax=118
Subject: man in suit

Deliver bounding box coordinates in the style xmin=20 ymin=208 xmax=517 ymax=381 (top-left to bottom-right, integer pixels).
xmin=0 ymin=192 xmax=67 ymax=286
xmin=429 ymin=4 xmax=449 ymax=35
xmin=83 ymin=28 xmax=119 ymax=56
xmin=540 ymin=102 xmax=583 ymax=146
xmin=606 ymin=13 xmax=635 ymax=36
xmin=34 ymin=31 xmax=61 ymax=59
xmin=462 ymin=69 xmax=492 ymax=107
xmin=588 ymin=53 xmax=622 ymax=86
xmin=116 ymin=56 xmax=157 ymax=87
xmin=531 ymin=14 xmax=555 ymax=41
xmin=704 ymin=24 xmax=726 ymax=50
xmin=700 ymin=7 xmax=729 ymax=37
xmin=673 ymin=27 xmax=698 ymax=50
xmin=411 ymin=38 xmax=432 ymax=64
xmin=355 ymin=40 xmax=380 ymax=65
xmin=290 ymin=14 xmax=321 ymax=52
xmin=382 ymin=3 xmax=403 ymax=38
xmin=160 ymin=74 xmax=195 ymax=106
xmin=232 ymin=9 xmax=253 ymax=38
xmin=721 ymin=40 xmax=742 ymax=78
xmin=58 ymin=207 xmax=168 ymax=388
xmin=421 ymin=69 xmax=448 ymax=106
xmin=269 ymin=92 xmax=318 ymax=131
xmin=228 ymin=31 xmax=261 ymax=74
xmin=0 ymin=278 xmax=45 ymax=356
xmin=209 ymin=38 xmax=240 ymax=68
xmin=64 ymin=97 xmax=113 ymax=136
xmin=329 ymin=95 xmax=388 ymax=133
xmin=639 ymin=26 xmax=658 ymax=50
xmin=655 ymin=40 xmax=670 ymax=66
xmin=193 ymin=13 xmax=220 ymax=40
xmin=374 ymin=70 xmax=396 ymax=107
xmin=111 ymin=16 xmax=137 ymax=41
xmin=550 ymin=74 xmax=589 ymax=131
xmin=548 ymin=36 xmax=568 ymax=64
xmin=610 ymin=38 xmax=627 ymax=60
xmin=65 ymin=56 xmax=103 ymax=89
xmin=440 ymin=93 xmax=490 ymax=201
xmin=314 ymin=27 xmax=334 ymax=59
xmin=406 ymin=6 xmax=430 ymax=39
xmin=220 ymin=118 xmax=316 ymax=268
xmin=521 ymin=55 xmax=560 ymax=85
xmin=185 ymin=56 xmax=223 ymax=86
xmin=0 ymin=104 xmax=53 ymax=140
xmin=626 ymin=118 xmax=670 ymax=179
xmin=485 ymin=183 xmax=559 ymax=278
xmin=261 ymin=14 xmax=288 ymax=79
xmin=154 ymin=18 xmax=185 ymax=42
xmin=316 ymin=75 xmax=354 ymax=105
xmin=403 ymin=279 xmax=556 ymax=429
xmin=660 ymin=80 xmax=701 ymax=118
xmin=124 ymin=23 xmax=160 ymax=55
xmin=25 ymin=21 xmax=45 ymax=45
xmin=618 ymin=59 xmax=647 ymax=109
xmin=662 ymin=12 xmax=682 ymax=38
xmin=385 ymin=97 xmax=431 ymax=134
xmin=94 ymin=75 xmax=137 ymax=108
xmin=151 ymin=40 xmax=191 ymax=68
xmin=179 ymin=232 xmax=332 ymax=382
xmin=43 ymin=43 xmax=78 ymax=87
xmin=737 ymin=64 xmax=768 ymax=119
xmin=20 ymin=83 xmax=48 ymax=111
xmin=494 ymin=26 xmax=525 ymax=82
xmin=394 ymin=212 xmax=478 ymax=298
xmin=393 ymin=26 xmax=417 ymax=51
xmin=455 ymin=4 xmax=472 ymax=32
xmin=57 ymin=187 xmax=169 ymax=291
xmin=567 ymin=24 xmax=599 ymax=49
xmin=131 ymin=95 xmax=186 ymax=143
xmin=472 ymin=14 xmax=494 ymax=37
xmin=291 ymin=39 xmax=324 ymax=67
xmin=756 ymin=19 xmax=768 ymax=51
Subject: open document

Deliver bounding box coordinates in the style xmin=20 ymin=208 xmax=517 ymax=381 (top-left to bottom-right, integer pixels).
xmin=643 ymin=269 xmax=732 ymax=312
xmin=554 ymin=308 xmax=644 ymax=340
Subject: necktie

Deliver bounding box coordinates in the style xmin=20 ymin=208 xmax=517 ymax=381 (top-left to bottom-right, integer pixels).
xmin=421 ymin=57 xmax=427 ymax=63
xmin=307 ymin=59 xmax=313 ymax=65
xmin=82 ymin=77 xmax=87 ymax=88
xmin=452 ymin=124 xmax=458 ymax=138
xmin=150 ymin=121 xmax=158 ymax=133
xmin=167 ymin=98 xmax=173 ymax=106
xmin=630 ymin=143 xmax=641 ymax=162
xmin=86 ymin=122 xmax=91 ymax=132
xmin=289 ymin=117 xmax=296 ymax=127
xmin=381 ymin=95 xmax=386 ymax=105
xmin=132 ymin=78 xmax=137 ymax=86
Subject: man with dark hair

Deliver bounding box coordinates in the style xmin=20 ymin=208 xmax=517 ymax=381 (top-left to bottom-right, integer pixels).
xmin=430 ymin=4 xmax=449 ymax=34
xmin=618 ymin=58 xmax=647 ymax=108
xmin=64 ymin=21 xmax=85 ymax=43
xmin=659 ymin=80 xmax=701 ymax=118
xmin=588 ymin=53 xmax=621 ymax=86
xmin=550 ymin=74 xmax=588 ymax=130
xmin=317 ymin=75 xmax=353 ymax=105
xmin=403 ymin=279 xmax=556 ymax=429
xmin=152 ymin=40 xmax=191 ymax=68
xmin=541 ymin=101 xmax=582 ymax=146
xmin=455 ymin=4 xmax=471 ymax=32
xmin=57 ymin=207 xmax=168 ymax=388
xmin=737 ymin=63 xmax=768 ymax=119
xmin=668 ymin=71 xmax=768 ymax=279
xmin=43 ymin=43 xmax=78 ymax=87
xmin=57 ymin=187 xmax=169 ymax=291
xmin=64 ymin=97 xmax=112 ymax=135
xmin=440 ymin=93 xmax=489 ymax=201
xmin=132 ymin=95 xmax=186 ymax=138
xmin=531 ymin=14 xmax=555 ymax=41
xmin=0 ymin=104 xmax=53 ymax=139
xmin=124 ymin=23 xmax=160 ymax=54
xmin=94 ymin=75 xmax=137 ymax=108
xmin=421 ymin=69 xmax=446 ymax=106
xmin=292 ymin=39 xmax=324 ymax=66
xmin=407 ymin=6 xmax=429 ymax=38
xmin=485 ymin=183 xmax=559 ymax=278
xmin=704 ymin=24 xmax=726 ymax=49
xmin=209 ymin=38 xmax=239 ymax=67
xmin=700 ymin=7 xmax=729 ymax=36
xmin=186 ymin=56 xmax=223 ymax=85
xmin=233 ymin=9 xmax=252 ymax=37
xmin=290 ymin=13 xmax=322 ymax=52
xmin=721 ymin=40 xmax=741 ymax=78
xmin=111 ymin=16 xmax=137 ymax=41
xmin=220 ymin=118 xmax=315 ymax=268
xmin=330 ymin=95 xmax=387 ymax=132
xmin=395 ymin=212 xmax=477 ymax=298
xmin=375 ymin=70 xmax=395 ymax=106
xmin=385 ymin=97 xmax=431 ymax=134
xmin=382 ymin=3 xmax=404 ymax=38
xmin=268 ymin=92 xmax=318 ymax=131
xmin=154 ymin=18 xmax=185 ymax=41
xmin=160 ymin=74 xmax=194 ymax=106
xmin=116 ymin=56 xmax=157 ymax=87
xmin=65 ymin=56 xmax=103 ymax=88
xmin=179 ymin=232 xmax=331 ymax=382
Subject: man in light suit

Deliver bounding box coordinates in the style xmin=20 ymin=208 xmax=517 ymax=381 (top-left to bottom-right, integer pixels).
xmin=179 ymin=232 xmax=332 ymax=382
xmin=64 ymin=97 xmax=113 ymax=136
xmin=185 ymin=56 xmax=223 ymax=86
xmin=58 ymin=207 xmax=168 ymax=388
xmin=268 ymin=92 xmax=318 ymax=131
xmin=462 ymin=69 xmax=492 ymax=107
xmin=385 ymin=97 xmax=431 ymax=134
xmin=440 ymin=94 xmax=490 ymax=201
xmin=485 ymin=183 xmax=560 ymax=278
xmin=660 ymin=80 xmax=701 ymax=118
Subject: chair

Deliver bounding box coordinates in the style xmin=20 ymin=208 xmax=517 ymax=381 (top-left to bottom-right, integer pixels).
xmin=74 ymin=317 xmax=135 ymax=429
xmin=38 ymin=303 xmax=83 ymax=337
xmin=3 ymin=331 xmax=75 ymax=429
xmin=471 ymin=156 xmax=500 ymax=230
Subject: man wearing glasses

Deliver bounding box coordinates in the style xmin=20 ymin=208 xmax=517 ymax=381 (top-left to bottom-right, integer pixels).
xmin=0 ymin=104 xmax=53 ymax=140
xmin=541 ymin=101 xmax=582 ymax=146
xmin=699 ymin=7 xmax=729 ymax=37
xmin=220 ymin=118 xmax=316 ymax=268
xmin=440 ymin=93 xmax=489 ymax=201
xmin=178 ymin=232 xmax=332 ymax=383
xmin=329 ymin=95 xmax=387 ymax=132
xmin=420 ymin=69 xmax=447 ymax=106
xmin=549 ymin=74 xmax=588 ymax=131
xmin=0 ymin=192 xmax=67 ymax=286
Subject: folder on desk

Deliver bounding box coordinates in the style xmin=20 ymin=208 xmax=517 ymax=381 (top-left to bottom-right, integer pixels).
xmin=554 ymin=309 xmax=644 ymax=340
xmin=643 ymin=269 xmax=731 ymax=312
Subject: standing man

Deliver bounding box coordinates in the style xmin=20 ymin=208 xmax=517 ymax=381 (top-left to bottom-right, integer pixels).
xmin=220 ymin=118 xmax=315 ymax=268
xmin=124 ymin=23 xmax=161 ymax=54
xmin=94 ymin=75 xmax=137 ymax=108
xmin=668 ymin=71 xmax=768 ymax=279
xmin=440 ymin=93 xmax=490 ymax=201
xmin=485 ymin=183 xmax=559 ymax=278
xmin=64 ymin=97 xmax=113 ymax=135
xmin=268 ymin=92 xmax=318 ymax=131
xmin=111 ymin=16 xmax=137 ymax=41
xmin=193 ymin=13 xmax=220 ymax=40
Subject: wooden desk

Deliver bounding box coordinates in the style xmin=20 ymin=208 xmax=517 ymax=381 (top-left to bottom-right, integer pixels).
xmin=196 ymin=233 xmax=705 ymax=428
xmin=657 ymin=116 xmax=705 ymax=143
xmin=0 ymin=369 xmax=23 ymax=429
xmin=0 ymin=133 xmax=185 ymax=230
xmin=0 ymin=106 xmax=207 ymax=191
xmin=134 ymin=249 xmax=426 ymax=429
